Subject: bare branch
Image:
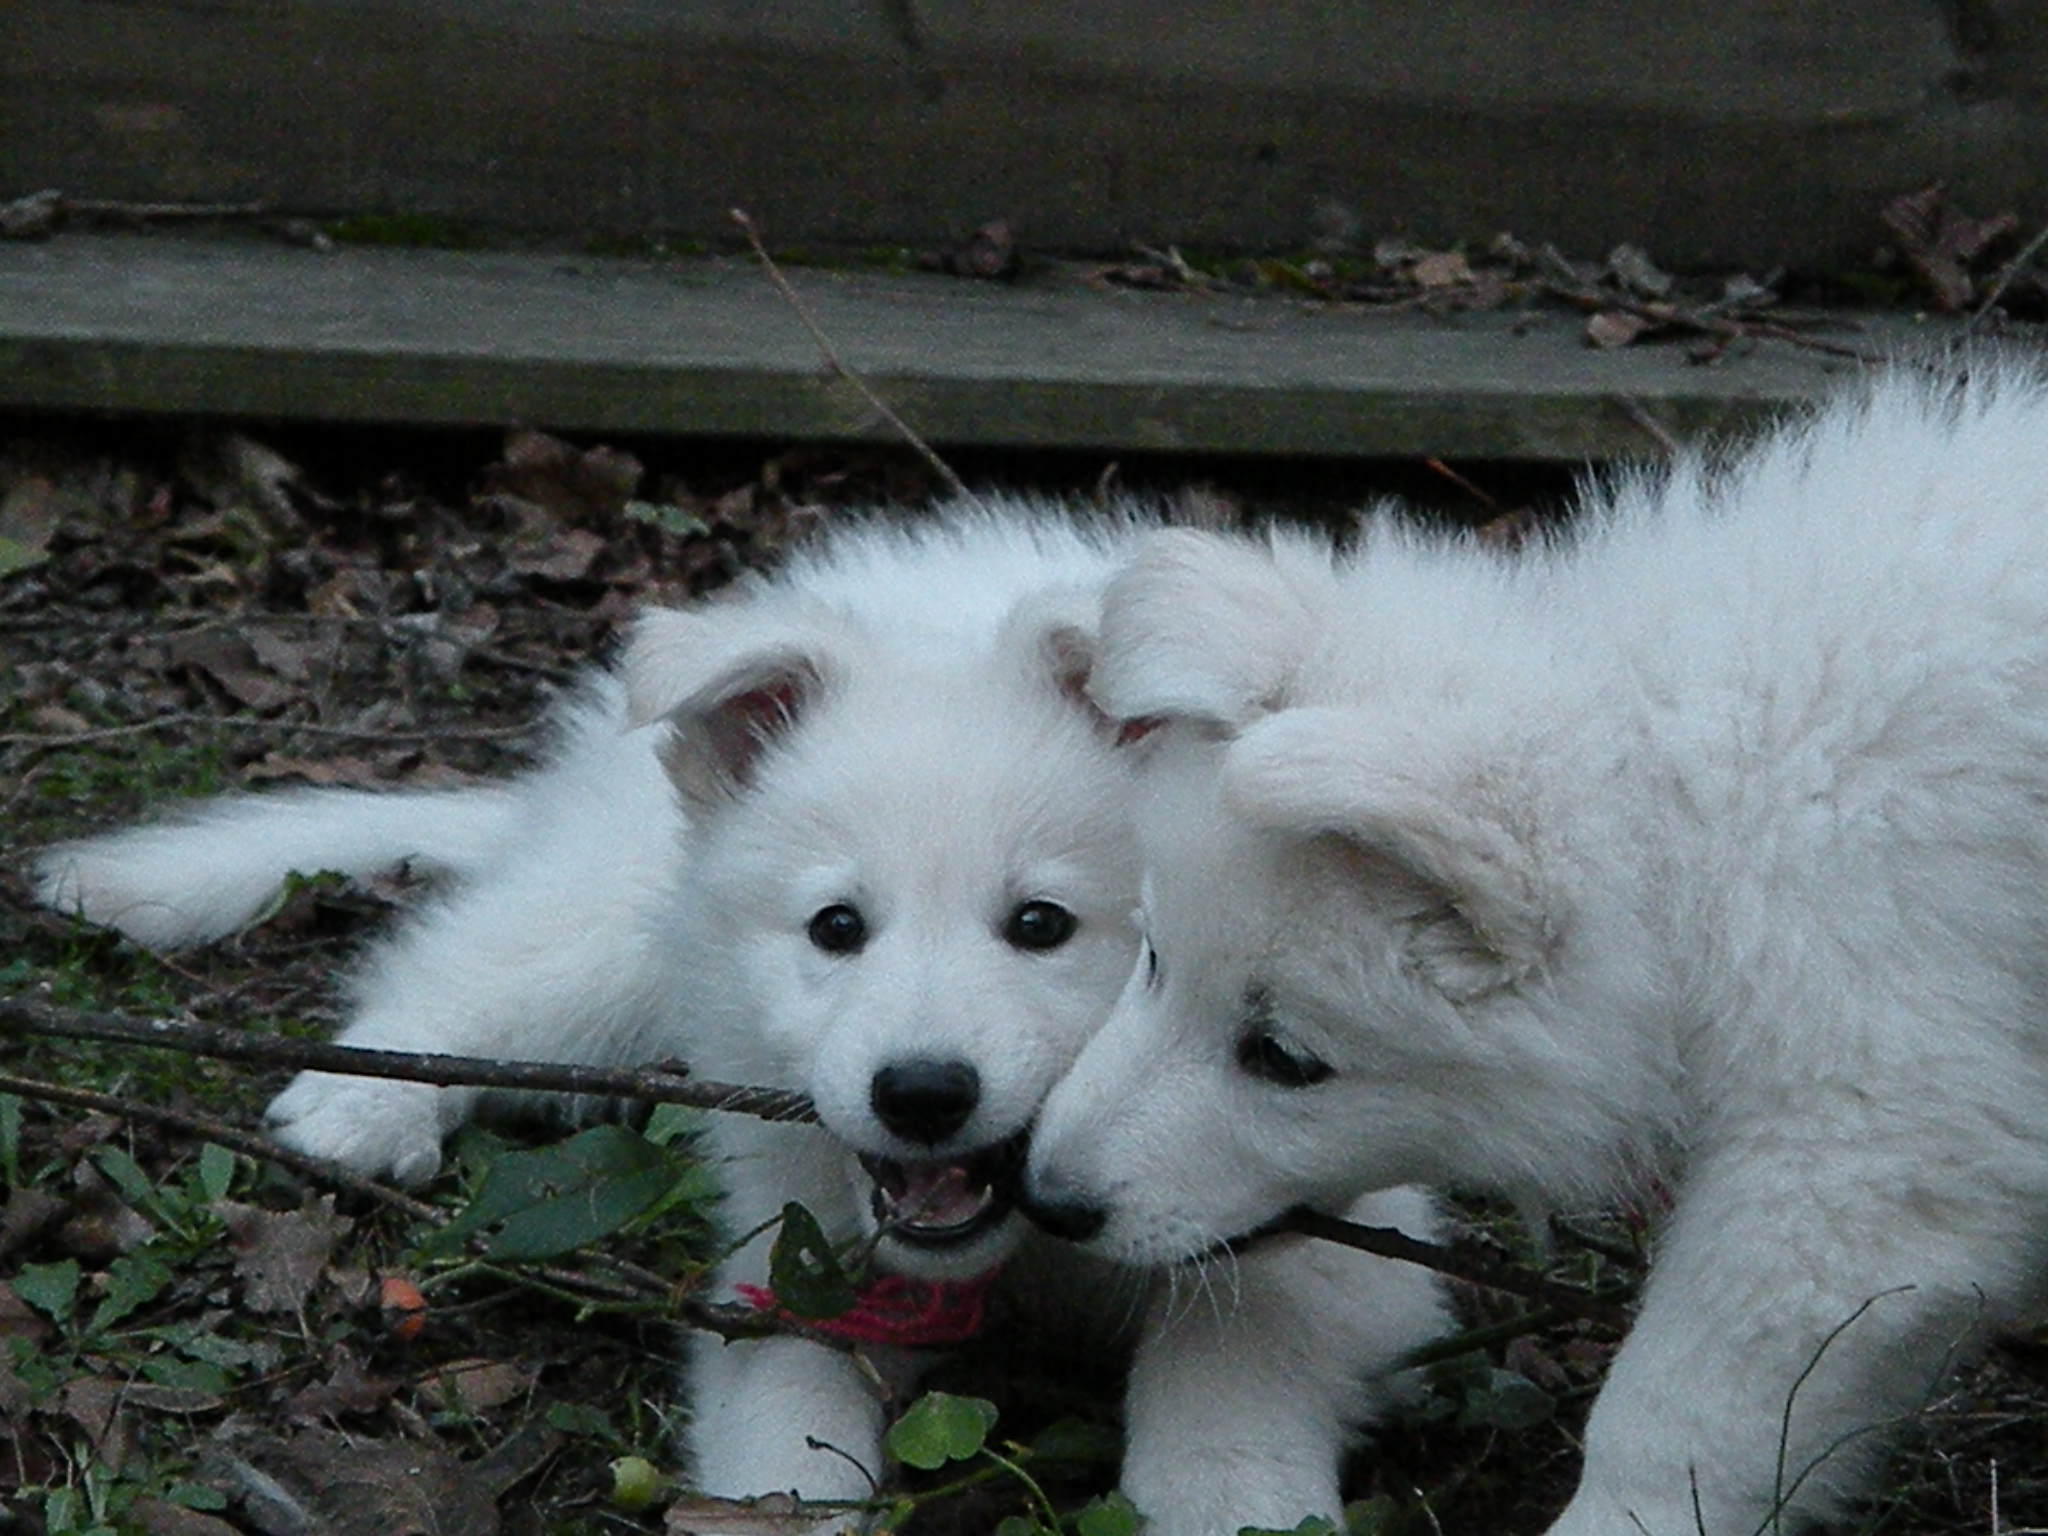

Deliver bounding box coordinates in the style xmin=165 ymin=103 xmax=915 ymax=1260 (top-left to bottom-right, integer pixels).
xmin=5 ymin=1000 xmax=1635 ymax=1318
xmin=1274 ymin=1206 xmax=1634 ymax=1330
xmin=0 ymin=1064 xmax=855 ymax=1349
xmin=0 ymin=996 xmax=818 ymax=1124
xmin=0 ymin=710 xmax=529 ymax=749
xmin=0 ymin=1065 xmax=441 ymax=1221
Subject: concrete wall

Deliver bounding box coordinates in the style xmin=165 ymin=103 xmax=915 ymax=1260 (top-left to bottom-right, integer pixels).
xmin=6 ymin=1 xmax=2046 ymax=269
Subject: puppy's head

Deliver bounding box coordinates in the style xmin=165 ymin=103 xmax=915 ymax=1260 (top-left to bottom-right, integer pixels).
xmin=627 ymin=579 xmax=1139 ymax=1279
xmin=1027 ymin=530 xmax=1597 ymax=1265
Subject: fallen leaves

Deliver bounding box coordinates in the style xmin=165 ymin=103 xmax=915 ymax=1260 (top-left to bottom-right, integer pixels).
xmin=1880 ymin=183 xmax=2023 ymax=313
xmin=218 ymin=1196 xmax=353 ymax=1315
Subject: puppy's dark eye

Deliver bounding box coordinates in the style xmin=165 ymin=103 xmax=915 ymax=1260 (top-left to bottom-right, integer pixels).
xmin=1236 ymin=1028 xmax=1333 ymax=1088
xmin=1004 ymin=899 xmax=1077 ymax=952
xmin=807 ymin=903 xmax=868 ymax=955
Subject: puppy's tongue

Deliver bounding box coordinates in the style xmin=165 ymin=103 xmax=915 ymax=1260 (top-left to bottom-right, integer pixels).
xmin=895 ymin=1162 xmax=991 ymax=1227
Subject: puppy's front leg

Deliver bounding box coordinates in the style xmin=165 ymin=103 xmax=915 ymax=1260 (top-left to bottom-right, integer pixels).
xmin=679 ymin=1122 xmax=890 ymax=1534
xmin=1120 ymin=1187 xmax=1449 ymax=1536
xmin=1556 ymin=1130 xmax=2010 ymax=1536
xmin=684 ymin=1331 xmax=884 ymax=1522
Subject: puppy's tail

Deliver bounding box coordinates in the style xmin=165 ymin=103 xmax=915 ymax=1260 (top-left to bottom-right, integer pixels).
xmin=34 ymin=784 xmax=524 ymax=950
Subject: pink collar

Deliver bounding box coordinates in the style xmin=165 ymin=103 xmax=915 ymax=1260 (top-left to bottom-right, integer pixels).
xmin=735 ymin=1270 xmax=998 ymax=1348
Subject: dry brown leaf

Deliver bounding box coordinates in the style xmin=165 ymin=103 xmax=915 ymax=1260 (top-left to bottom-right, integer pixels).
xmin=59 ymin=1161 xmax=158 ymax=1259
xmin=0 ymin=1186 xmax=68 ymax=1260
xmin=0 ymin=1281 xmax=52 ymax=1346
xmin=0 ymin=475 xmax=65 ymax=574
xmin=207 ymin=1428 xmax=502 ymax=1536
xmin=286 ymin=1352 xmax=401 ymax=1424
xmin=487 ymin=430 xmax=644 ymax=525
xmin=0 ymin=187 xmax=63 ymax=239
xmin=242 ymin=752 xmax=383 ymax=787
xmin=1585 ymin=310 xmax=1654 ymax=349
xmin=61 ymin=1374 xmax=136 ymax=1471
xmin=180 ymin=433 xmax=309 ymax=519
xmin=931 ymin=218 xmax=1021 ymax=280
xmin=246 ymin=628 xmax=325 ymax=683
xmin=168 ymin=631 xmax=300 ymax=713
xmin=425 ymin=1357 xmax=535 ymax=1415
xmin=1410 ymin=249 xmax=1475 ymax=289
xmin=128 ymin=1497 xmax=242 ymax=1536
xmin=665 ymin=1492 xmax=855 ymax=1533
xmin=1881 ymin=183 xmax=2020 ymax=311
xmin=1605 ymin=243 xmax=1673 ymax=298
xmin=218 ymin=1197 xmax=352 ymax=1315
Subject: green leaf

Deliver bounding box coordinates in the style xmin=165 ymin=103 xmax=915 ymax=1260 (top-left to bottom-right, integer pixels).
xmin=197 ymin=1142 xmax=238 ymax=1203
xmin=992 ymin=1518 xmax=1040 ymax=1536
xmin=1077 ymin=1493 xmax=1143 ymax=1536
xmin=546 ymin=1400 xmax=620 ymax=1444
xmin=874 ymin=1498 xmax=919 ymax=1531
xmin=426 ymin=1125 xmax=684 ymax=1261
xmin=1025 ymin=1416 xmax=1120 ymax=1466
xmin=167 ymin=1483 xmax=230 ymax=1512
xmin=142 ymin=1354 xmax=233 ymax=1396
xmin=0 ymin=1093 xmax=21 ymax=1185
xmin=625 ymin=500 xmax=711 ymax=538
xmin=1456 ymin=1367 xmax=1555 ymax=1431
xmin=766 ymin=1201 xmax=858 ymax=1319
xmin=14 ymin=1259 xmax=80 ymax=1324
xmin=885 ymin=1390 xmax=998 ymax=1470
xmin=93 ymin=1145 xmax=172 ymax=1226
xmin=88 ymin=1253 xmax=172 ymax=1335
xmin=0 ymin=535 xmax=50 ymax=577
xmin=1342 ymin=1496 xmax=1402 ymax=1536
xmin=642 ymin=1102 xmax=706 ymax=1147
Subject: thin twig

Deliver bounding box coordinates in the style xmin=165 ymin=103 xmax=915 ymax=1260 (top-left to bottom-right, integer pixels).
xmin=1422 ymin=458 xmax=1504 ymax=512
xmin=728 ymin=207 xmax=977 ymax=504
xmin=0 ymin=1066 xmax=855 ymax=1349
xmin=0 ymin=997 xmax=820 ymax=1124
xmin=1616 ymin=398 xmax=1682 ymax=457
xmin=1537 ymin=274 xmax=1886 ymax=365
xmin=1964 ymin=220 xmax=2048 ymax=337
xmin=1274 ymin=1207 xmax=1634 ymax=1329
xmin=69 ymin=197 xmax=271 ymax=220
xmin=0 ymin=1067 xmax=440 ymax=1221
xmin=0 ymin=711 xmax=530 ymax=749
xmin=1390 ymin=1304 xmax=1588 ymax=1373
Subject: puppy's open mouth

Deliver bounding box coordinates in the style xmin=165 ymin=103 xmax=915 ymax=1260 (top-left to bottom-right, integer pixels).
xmin=860 ymin=1131 xmax=1027 ymax=1248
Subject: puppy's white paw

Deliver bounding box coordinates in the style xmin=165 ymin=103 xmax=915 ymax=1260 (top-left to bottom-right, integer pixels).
xmin=1122 ymin=1453 xmax=1339 ymax=1536
xmin=266 ymin=1072 xmax=446 ymax=1185
xmin=666 ymin=1497 xmax=867 ymax=1536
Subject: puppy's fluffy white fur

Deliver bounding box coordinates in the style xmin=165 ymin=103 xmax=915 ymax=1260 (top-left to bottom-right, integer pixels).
xmin=38 ymin=500 xmax=1447 ymax=1536
xmin=1029 ymin=371 xmax=2048 ymax=1535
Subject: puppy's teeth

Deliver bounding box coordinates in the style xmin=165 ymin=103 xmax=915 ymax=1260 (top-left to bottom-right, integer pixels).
xmin=897 ymin=1164 xmax=992 ymax=1228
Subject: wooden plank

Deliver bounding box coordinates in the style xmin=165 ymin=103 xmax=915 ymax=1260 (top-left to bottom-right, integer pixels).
xmin=2 ymin=1 xmax=2044 ymax=269
xmin=0 ymin=233 xmax=1962 ymax=461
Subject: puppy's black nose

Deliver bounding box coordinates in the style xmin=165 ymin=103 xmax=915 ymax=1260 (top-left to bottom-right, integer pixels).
xmin=870 ymin=1058 xmax=980 ymax=1144
xmin=1018 ymin=1186 xmax=1108 ymax=1243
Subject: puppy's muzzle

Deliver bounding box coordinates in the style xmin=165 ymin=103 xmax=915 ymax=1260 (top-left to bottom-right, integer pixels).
xmin=1016 ymin=1172 xmax=1108 ymax=1243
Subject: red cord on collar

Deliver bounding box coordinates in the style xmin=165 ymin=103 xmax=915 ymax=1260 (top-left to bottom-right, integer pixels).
xmin=734 ymin=1271 xmax=998 ymax=1349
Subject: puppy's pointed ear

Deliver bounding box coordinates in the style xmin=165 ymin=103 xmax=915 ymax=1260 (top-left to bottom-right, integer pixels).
xmin=998 ymin=582 xmax=1124 ymax=736
xmin=624 ymin=607 xmax=835 ymax=813
xmin=1224 ymin=706 xmax=1558 ymax=1000
xmin=1090 ymin=530 xmax=1317 ymax=734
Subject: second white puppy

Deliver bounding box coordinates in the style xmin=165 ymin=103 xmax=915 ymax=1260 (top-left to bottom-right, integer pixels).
xmin=1029 ymin=371 xmax=2048 ymax=1536
xmin=40 ymin=499 xmax=1447 ymax=1535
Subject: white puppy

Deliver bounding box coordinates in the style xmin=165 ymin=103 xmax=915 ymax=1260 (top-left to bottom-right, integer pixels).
xmin=1027 ymin=371 xmax=2048 ymax=1536
xmin=39 ymin=500 xmax=1446 ymax=1535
